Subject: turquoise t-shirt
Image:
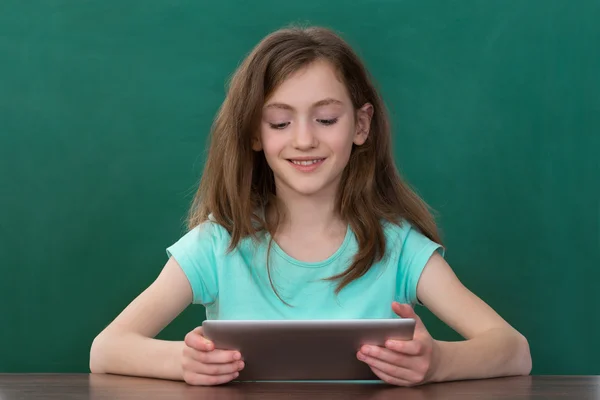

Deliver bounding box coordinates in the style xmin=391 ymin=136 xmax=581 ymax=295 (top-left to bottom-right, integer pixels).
xmin=166 ymin=219 xmax=443 ymax=320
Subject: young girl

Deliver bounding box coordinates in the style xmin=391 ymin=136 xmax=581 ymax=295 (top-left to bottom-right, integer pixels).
xmin=90 ymin=26 xmax=531 ymax=387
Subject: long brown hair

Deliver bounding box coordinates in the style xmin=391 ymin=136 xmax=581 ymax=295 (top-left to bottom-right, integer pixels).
xmin=188 ymin=25 xmax=442 ymax=296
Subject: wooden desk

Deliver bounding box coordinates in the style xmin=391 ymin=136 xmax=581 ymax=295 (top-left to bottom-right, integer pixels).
xmin=0 ymin=374 xmax=598 ymax=399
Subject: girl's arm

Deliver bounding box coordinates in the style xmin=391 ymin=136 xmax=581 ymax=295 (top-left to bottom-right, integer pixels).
xmin=418 ymin=253 xmax=532 ymax=382
xmin=89 ymin=257 xmax=192 ymax=380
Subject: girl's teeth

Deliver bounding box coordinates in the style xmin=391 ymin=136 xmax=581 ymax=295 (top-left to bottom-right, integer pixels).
xmin=292 ymin=159 xmax=321 ymax=166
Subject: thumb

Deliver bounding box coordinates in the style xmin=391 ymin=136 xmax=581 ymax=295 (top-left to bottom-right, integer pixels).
xmin=392 ymin=302 xmax=429 ymax=336
xmin=192 ymin=326 xmax=204 ymax=335
xmin=185 ymin=326 xmax=214 ymax=350
xmin=194 ymin=326 xmax=213 ymax=343
xmin=392 ymin=302 xmax=418 ymax=319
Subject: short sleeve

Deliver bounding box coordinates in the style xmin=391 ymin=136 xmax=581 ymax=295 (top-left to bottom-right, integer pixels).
xmin=396 ymin=224 xmax=445 ymax=306
xmin=166 ymin=221 xmax=221 ymax=305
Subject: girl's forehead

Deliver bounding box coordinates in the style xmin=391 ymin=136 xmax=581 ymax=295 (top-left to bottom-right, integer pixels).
xmin=266 ymin=61 xmax=350 ymax=107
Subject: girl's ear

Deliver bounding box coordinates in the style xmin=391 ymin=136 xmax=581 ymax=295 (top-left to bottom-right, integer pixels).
xmin=354 ymin=103 xmax=374 ymax=146
xmin=252 ymin=135 xmax=263 ymax=151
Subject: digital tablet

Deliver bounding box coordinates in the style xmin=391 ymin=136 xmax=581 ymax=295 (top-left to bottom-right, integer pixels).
xmin=201 ymin=318 xmax=416 ymax=381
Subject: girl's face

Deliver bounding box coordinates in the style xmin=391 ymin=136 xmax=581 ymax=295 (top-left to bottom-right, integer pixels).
xmin=254 ymin=60 xmax=373 ymax=199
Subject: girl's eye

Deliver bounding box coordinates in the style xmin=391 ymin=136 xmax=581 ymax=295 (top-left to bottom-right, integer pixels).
xmin=317 ymin=118 xmax=338 ymax=126
xmin=269 ymin=122 xmax=290 ymax=130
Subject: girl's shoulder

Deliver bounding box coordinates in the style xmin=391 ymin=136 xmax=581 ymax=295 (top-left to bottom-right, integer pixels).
xmin=380 ymin=218 xmax=444 ymax=258
xmin=380 ymin=218 xmax=418 ymax=240
xmin=171 ymin=214 xmax=269 ymax=255
xmin=167 ymin=215 xmax=232 ymax=256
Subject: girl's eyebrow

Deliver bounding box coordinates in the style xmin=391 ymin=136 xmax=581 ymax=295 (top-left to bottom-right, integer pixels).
xmin=264 ymin=97 xmax=344 ymax=111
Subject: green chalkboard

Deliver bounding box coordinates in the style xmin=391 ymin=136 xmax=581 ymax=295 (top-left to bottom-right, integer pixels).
xmin=1 ymin=0 xmax=598 ymax=375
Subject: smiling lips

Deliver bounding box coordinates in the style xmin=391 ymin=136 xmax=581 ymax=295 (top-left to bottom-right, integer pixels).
xmin=287 ymin=157 xmax=326 ymax=172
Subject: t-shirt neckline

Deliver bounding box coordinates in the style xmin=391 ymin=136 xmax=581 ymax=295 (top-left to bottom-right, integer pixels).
xmin=267 ymin=225 xmax=353 ymax=268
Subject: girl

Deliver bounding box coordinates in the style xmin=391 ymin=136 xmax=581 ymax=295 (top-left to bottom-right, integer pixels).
xmin=89 ymin=26 xmax=532 ymax=387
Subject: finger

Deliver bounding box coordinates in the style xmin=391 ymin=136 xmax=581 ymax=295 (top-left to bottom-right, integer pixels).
xmin=384 ymin=339 xmax=423 ymax=356
xmin=358 ymin=345 xmax=413 ymax=369
xmin=191 ymin=348 xmax=242 ymax=364
xmin=192 ymin=360 xmax=245 ymax=376
xmin=185 ymin=371 xmax=239 ymax=386
xmin=392 ymin=302 xmax=420 ymax=321
xmin=184 ymin=329 xmax=214 ymax=352
xmin=392 ymin=302 xmax=430 ymax=336
xmin=357 ymin=352 xmax=421 ymax=382
xmin=192 ymin=326 xmax=204 ymax=335
xmin=369 ymin=366 xmax=415 ymax=387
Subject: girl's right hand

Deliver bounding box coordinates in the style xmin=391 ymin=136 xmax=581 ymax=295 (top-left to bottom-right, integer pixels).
xmin=182 ymin=327 xmax=244 ymax=386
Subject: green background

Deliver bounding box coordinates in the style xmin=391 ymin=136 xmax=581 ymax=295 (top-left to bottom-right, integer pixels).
xmin=1 ymin=1 xmax=598 ymax=374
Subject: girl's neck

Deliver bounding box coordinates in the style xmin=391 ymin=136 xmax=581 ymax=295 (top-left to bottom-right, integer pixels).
xmin=269 ymin=189 xmax=346 ymax=238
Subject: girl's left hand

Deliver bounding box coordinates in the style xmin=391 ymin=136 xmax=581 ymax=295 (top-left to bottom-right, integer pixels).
xmin=357 ymin=302 xmax=439 ymax=387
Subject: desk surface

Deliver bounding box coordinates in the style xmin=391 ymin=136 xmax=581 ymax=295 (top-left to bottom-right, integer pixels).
xmin=0 ymin=374 xmax=599 ymax=399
